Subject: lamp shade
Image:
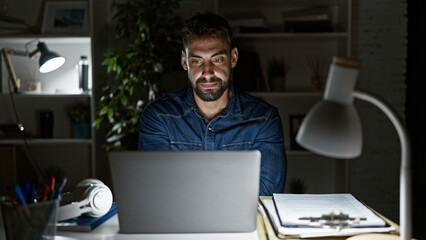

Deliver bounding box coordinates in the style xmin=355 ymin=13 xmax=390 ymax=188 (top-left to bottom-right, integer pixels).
xmin=296 ymin=100 xmax=362 ymax=158
xmin=296 ymin=57 xmax=362 ymax=159
xmin=37 ymin=42 xmax=65 ymax=73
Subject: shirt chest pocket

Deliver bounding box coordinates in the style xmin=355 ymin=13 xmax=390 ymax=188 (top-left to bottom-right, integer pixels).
xmin=171 ymin=141 xmax=203 ymax=150
xmin=222 ymin=142 xmax=252 ymax=150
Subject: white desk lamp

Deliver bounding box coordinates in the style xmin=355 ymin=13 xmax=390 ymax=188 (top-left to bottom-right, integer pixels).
xmin=296 ymin=57 xmax=411 ymax=240
xmin=1 ymin=41 xmax=65 ymax=93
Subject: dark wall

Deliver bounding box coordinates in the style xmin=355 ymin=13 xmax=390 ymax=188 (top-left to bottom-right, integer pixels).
xmin=406 ymin=2 xmax=426 ymax=239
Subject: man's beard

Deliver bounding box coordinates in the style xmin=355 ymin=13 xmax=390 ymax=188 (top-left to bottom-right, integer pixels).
xmin=191 ymin=77 xmax=229 ymax=102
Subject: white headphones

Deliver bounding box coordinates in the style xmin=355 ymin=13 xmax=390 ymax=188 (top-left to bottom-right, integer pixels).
xmin=58 ymin=178 xmax=113 ymax=221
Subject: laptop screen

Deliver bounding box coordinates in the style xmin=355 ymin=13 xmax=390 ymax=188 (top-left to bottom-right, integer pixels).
xmin=109 ymin=150 xmax=260 ymax=233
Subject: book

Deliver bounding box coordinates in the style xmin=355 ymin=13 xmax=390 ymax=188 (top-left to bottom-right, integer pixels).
xmin=259 ymin=194 xmax=396 ymax=238
xmin=227 ymin=10 xmax=267 ymax=28
xmin=0 ymin=20 xmax=28 ymax=35
xmin=282 ymin=6 xmax=331 ymax=21
xmin=284 ymin=20 xmax=333 ymax=33
xmin=281 ymin=6 xmax=334 ymax=32
xmin=56 ymin=203 xmax=117 ymax=232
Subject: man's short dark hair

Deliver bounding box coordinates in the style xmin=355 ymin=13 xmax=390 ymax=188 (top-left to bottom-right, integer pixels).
xmin=181 ymin=12 xmax=233 ymax=48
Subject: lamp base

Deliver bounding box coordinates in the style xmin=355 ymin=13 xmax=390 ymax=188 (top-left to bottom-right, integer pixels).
xmin=347 ymin=233 xmax=400 ymax=240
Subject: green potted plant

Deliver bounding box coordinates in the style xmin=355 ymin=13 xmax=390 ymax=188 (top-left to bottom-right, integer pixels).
xmin=93 ymin=0 xmax=182 ymax=151
xmin=67 ymin=103 xmax=91 ymax=139
xmin=267 ymin=57 xmax=286 ymax=92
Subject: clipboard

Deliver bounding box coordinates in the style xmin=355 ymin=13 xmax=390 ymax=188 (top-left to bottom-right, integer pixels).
xmin=258 ymin=196 xmax=399 ymax=239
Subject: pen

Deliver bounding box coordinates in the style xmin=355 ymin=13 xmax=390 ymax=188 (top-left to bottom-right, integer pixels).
xmin=48 ymin=183 xmax=59 ymax=200
xmin=55 ymin=177 xmax=68 ymax=199
xmin=50 ymin=176 xmax=56 ymax=193
xmin=29 ymin=184 xmax=37 ymax=204
xmin=13 ymin=184 xmax=31 ymax=217
xmin=41 ymin=185 xmax=50 ymax=202
xmin=44 ymin=175 xmax=56 ymax=201
xmin=23 ymin=183 xmax=30 ymax=201
xmin=11 ymin=199 xmax=22 ymax=214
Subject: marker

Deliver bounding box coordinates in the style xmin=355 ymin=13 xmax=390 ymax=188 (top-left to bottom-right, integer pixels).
xmin=49 ymin=176 xmax=56 ymax=193
xmin=11 ymin=199 xmax=22 ymax=214
xmin=40 ymin=185 xmax=50 ymax=202
xmin=45 ymin=175 xmax=56 ymax=200
xmin=48 ymin=183 xmax=59 ymax=200
xmin=22 ymin=183 xmax=30 ymax=201
xmin=55 ymin=177 xmax=68 ymax=199
xmin=29 ymin=184 xmax=37 ymax=204
xmin=13 ymin=184 xmax=30 ymax=217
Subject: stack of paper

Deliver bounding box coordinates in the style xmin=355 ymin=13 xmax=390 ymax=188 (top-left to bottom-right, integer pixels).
xmin=259 ymin=194 xmax=396 ymax=238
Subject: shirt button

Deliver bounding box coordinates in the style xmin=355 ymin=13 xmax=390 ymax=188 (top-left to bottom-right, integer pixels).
xmin=208 ymin=127 xmax=212 ymax=131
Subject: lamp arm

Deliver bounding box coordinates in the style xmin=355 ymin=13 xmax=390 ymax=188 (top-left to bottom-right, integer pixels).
xmin=28 ymin=48 xmax=40 ymax=58
xmin=0 ymin=47 xmax=38 ymax=93
xmin=1 ymin=48 xmax=21 ymax=92
xmin=353 ymin=90 xmax=411 ymax=240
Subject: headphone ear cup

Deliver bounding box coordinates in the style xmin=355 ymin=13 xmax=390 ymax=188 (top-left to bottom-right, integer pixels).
xmin=59 ymin=178 xmax=113 ymax=221
xmin=73 ymin=178 xmax=113 ymax=217
xmin=85 ymin=182 xmax=113 ymax=217
xmin=73 ymin=178 xmax=104 ymax=201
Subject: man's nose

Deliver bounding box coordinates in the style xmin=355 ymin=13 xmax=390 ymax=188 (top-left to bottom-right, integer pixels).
xmin=202 ymin=62 xmax=214 ymax=77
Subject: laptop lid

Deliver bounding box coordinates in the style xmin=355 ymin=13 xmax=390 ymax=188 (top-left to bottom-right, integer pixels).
xmin=108 ymin=150 xmax=260 ymax=234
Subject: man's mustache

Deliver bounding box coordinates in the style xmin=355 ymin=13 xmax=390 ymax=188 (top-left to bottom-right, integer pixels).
xmin=196 ymin=77 xmax=222 ymax=85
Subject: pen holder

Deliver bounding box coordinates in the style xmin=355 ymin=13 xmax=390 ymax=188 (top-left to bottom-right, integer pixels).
xmin=1 ymin=199 xmax=59 ymax=240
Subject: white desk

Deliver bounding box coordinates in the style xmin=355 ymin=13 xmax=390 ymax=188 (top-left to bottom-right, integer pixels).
xmin=56 ymin=214 xmax=262 ymax=240
xmin=0 ymin=204 xmax=264 ymax=240
xmin=1 ymin=204 xmax=399 ymax=240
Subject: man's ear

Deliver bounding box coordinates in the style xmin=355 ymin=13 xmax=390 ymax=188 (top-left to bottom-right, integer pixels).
xmin=181 ymin=50 xmax=188 ymax=70
xmin=231 ymin=47 xmax=238 ymax=68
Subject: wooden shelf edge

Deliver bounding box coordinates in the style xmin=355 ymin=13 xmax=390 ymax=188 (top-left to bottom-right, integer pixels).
xmin=234 ymin=32 xmax=348 ymax=39
xmin=250 ymin=91 xmax=323 ymax=97
xmin=0 ymin=138 xmax=93 ymax=145
xmin=0 ymin=93 xmax=92 ymax=98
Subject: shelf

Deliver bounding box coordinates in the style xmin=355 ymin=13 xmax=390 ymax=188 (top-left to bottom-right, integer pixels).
xmin=250 ymin=91 xmax=323 ymax=97
xmin=218 ymin=0 xmax=341 ymax=8
xmin=0 ymin=92 xmax=92 ymax=98
xmin=286 ymin=150 xmax=315 ymax=156
xmin=0 ymin=138 xmax=93 ymax=145
xmin=234 ymin=32 xmax=348 ymax=39
xmin=0 ymin=35 xmax=90 ymax=43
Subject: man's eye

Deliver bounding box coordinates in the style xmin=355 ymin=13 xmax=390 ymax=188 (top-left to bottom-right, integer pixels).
xmin=213 ymin=58 xmax=223 ymax=63
xmin=191 ymin=59 xmax=201 ymax=64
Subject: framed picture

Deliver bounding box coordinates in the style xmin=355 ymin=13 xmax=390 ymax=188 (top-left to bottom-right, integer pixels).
xmin=289 ymin=115 xmax=305 ymax=150
xmin=41 ymin=1 xmax=89 ymax=34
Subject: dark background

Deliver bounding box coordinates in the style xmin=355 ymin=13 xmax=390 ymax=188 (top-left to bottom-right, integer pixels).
xmin=407 ymin=1 xmax=426 ymax=239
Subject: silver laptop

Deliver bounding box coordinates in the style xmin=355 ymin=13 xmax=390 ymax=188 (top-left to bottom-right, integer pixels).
xmin=109 ymin=150 xmax=260 ymax=234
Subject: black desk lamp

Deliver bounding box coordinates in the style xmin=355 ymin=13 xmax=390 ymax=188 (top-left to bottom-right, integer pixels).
xmin=1 ymin=41 xmax=65 ymax=93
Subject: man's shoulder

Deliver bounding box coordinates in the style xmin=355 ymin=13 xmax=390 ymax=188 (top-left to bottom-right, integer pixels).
xmin=144 ymin=87 xmax=189 ymax=115
xmin=237 ymin=90 xmax=277 ymax=115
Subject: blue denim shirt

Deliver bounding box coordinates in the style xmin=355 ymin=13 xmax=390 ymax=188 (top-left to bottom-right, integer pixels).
xmin=138 ymin=84 xmax=287 ymax=196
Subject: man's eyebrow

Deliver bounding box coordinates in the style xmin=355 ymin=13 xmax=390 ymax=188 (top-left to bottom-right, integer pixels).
xmin=211 ymin=50 xmax=226 ymax=57
xmin=189 ymin=50 xmax=226 ymax=58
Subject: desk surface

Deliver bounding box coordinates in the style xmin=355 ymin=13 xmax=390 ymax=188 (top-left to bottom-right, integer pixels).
xmin=56 ymin=214 xmax=264 ymax=240
xmin=56 ymin=209 xmax=399 ymax=240
xmin=0 ymin=201 xmax=399 ymax=240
